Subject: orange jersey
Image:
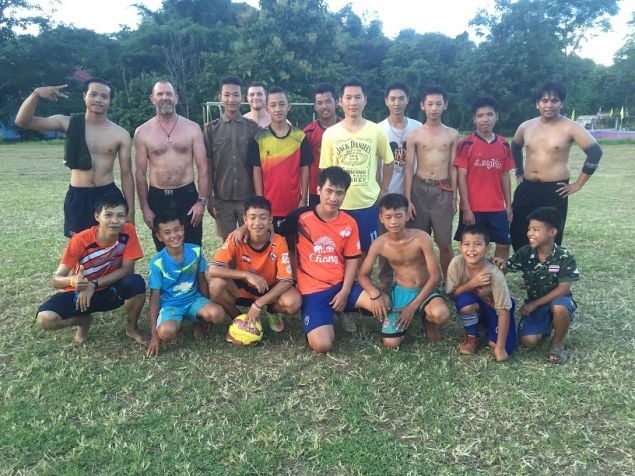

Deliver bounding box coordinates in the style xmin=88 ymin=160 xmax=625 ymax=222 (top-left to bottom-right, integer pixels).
xmin=60 ymin=223 xmax=143 ymax=291
xmin=280 ymin=207 xmax=361 ymax=294
xmin=211 ymin=232 xmax=293 ymax=298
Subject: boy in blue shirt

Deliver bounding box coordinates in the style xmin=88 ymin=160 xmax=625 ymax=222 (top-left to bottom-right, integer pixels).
xmin=495 ymin=207 xmax=579 ymax=363
xmin=147 ymin=214 xmax=225 ymax=357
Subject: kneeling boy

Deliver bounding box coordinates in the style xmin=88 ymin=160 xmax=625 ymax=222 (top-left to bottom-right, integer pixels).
xmin=36 ymin=193 xmax=146 ymax=345
xmin=358 ymin=193 xmax=449 ymax=348
xmin=497 ymin=207 xmax=579 ymax=363
xmin=278 ymin=167 xmax=376 ymax=353
xmin=447 ymin=224 xmax=516 ymax=362
xmin=208 ymin=196 xmax=301 ymax=333
xmin=147 ymin=215 xmax=225 ymax=357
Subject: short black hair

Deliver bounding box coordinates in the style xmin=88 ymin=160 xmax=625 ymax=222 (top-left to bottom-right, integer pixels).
xmin=535 ymin=81 xmax=566 ymax=102
xmin=267 ymin=85 xmax=288 ymax=102
xmin=421 ymin=85 xmax=448 ymax=102
xmin=318 ymin=166 xmax=351 ymax=190
xmin=471 ymin=96 xmax=499 ymax=115
xmin=340 ymin=77 xmax=366 ymax=96
xmin=153 ymin=213 xmax=184 ymax=231
xmin=527 ymin=207 xmax=563 ymax=232
xmin=384 ymin=81 xmax=410 ymax=98
xmin=247 ymin=81 xmax=266 ymax=92
xmin=378 ymin=193 xmax=409 ymax=211
xmin=220 ymin=75 xmax=242 ymax=90
xmin=94 ymin=192 xmax=128 ymax=215
xmin=83 ymin=78 xmax=114 ymax=101
xmin=460 ymin=224 xmax=491 ymax=244
xmin=244 ymin=195 xmax=272 ymax=214
xmin=313 ymin=82 xmax=337 ymax=100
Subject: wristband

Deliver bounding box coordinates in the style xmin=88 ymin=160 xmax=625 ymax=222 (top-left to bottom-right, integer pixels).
xmin=252 ymin=302 xmax=262 ymax=310
xmin=91 ymin=279 xmax=99 ymax=289
xmin=69 ymin=276 xmax=76 ymax=288
xmin=370 ymin=293 xmax=382 ymax=300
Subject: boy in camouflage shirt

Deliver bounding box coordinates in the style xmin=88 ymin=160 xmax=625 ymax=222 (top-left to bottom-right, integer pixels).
xmin=495 ymin=207 xmax=579 ymax=363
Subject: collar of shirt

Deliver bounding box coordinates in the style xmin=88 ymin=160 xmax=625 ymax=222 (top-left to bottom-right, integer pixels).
xmin=221 ymin=114 xmax=246 ymax=123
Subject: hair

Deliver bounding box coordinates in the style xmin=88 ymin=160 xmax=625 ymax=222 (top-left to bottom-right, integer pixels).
xmin=378 ymin=193 xmax=409 ymax=211
xmin=247 ymin=81 xmax=266 ymax=93
xmin=318 ymin=166 xmax=351 ymax=190
xmin=220 ymin=75 xmax=243 ymax=90
xmin=535 ymin=81 xmax=566 ymax=102
xmin=244 ymin=195 xmax=272 ymax=214
xmin=340 ymin=77 xmax=366 ymax=96
xmin=384 ymin=81 xmax=410 ymax=98
xmin=313 ymin=82 xmax=337 ymax=100
xmin=94 ymin=192 xmax=128 ymax=215
xmin=266 ymin=85 xmax=288 ymax=102
xmin=83 ymin=78 xmax=114 ymax=101
xmin=152 ymin=213 xmax=184 ymax=231
xmin=460 ymin=224 xmax=491 ymax=244
xmin=471 ymin=96 xmax=499 ymax=115
xmin=151 ymin=80 xmax=175 ymax=95
xmin=421 ymin=85 xmax=448 ymax=102
xmin=527 ymin=206 xmax=563 ymax=232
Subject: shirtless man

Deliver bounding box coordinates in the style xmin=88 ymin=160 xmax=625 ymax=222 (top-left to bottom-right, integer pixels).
xmin=15 ymin=80 xmax=134 ymax=236
xmin=510 ymin=81 xmax=602 ymax=250
xmin=358 ymin=193 xmax=450 ymax=347
xmin=404 ymin=85 xmax=459 ymax=278
xmin=134 ymin=81 xmax=209 ymax=250
xmin=243 ymin=82 xmax=271 ymax=128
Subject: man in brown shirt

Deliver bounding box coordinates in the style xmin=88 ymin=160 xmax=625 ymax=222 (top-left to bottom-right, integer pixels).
xmin=204 ymin=76 xmax=259 ymax=240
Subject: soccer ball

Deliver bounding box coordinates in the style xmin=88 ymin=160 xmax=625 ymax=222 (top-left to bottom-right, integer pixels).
xmin=226 ymin=314 xmax=263 ymax=347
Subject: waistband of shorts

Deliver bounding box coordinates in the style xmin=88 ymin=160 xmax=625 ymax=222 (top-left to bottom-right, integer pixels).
xmin=392 ymin=283 xmax=423 ymax=293
xmin=149 ymin=182 xmax=196 ymax=196
xmin=413 ymin=175 xmax=453 ymax=191
xmin=522 ymin=178 xmax=570 ymax=185
xmin=68 ymin=182 xmax=117 ymax=192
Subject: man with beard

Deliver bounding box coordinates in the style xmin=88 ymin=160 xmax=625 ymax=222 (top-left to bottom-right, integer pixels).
xmin=243 ymin=82 xmax=271 ymax=128
xmin=134 ymin=81 xmax=209 ymax=250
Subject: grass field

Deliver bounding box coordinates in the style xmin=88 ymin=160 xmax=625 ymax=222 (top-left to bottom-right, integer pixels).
xmin=0 ymin=142 xmax=633 ymax=475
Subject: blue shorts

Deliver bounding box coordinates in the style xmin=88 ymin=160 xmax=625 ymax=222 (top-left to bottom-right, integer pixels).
xmin=382 ymin=285 xmax=442 ymax=337
xmin=454 ymin=210 xmax=511 ymax=245
xmin=518 ymin=296 xmax=576 ymax=337
xmin=301 ymin=282 xmax=364 ymax=334
xmin=344 ymin=205 xmax=379 ymax=253
xmin=454 ymin=292 xmax=517 ymax=354
xmin=37 ymin=274 xmax=145 ymax=319
xmin=156 ymin=295 xmax=210 ymax=328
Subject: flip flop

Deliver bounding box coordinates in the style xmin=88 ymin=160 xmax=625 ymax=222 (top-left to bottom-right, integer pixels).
xmin=547 ymin=346 xmax=569 ymax=364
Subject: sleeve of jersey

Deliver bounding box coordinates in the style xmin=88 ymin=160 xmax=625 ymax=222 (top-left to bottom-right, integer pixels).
xmin=60 ymin=236 xmax=82 ymax=270
xmin=501 ymin=139 xmax=515 ymax=172
xmin=274 ymin=235 xmax=294 ymax=282
xmin=343 ymin=217 xmax=362 ymax=259
xmin=378 ymin=129 xmax=394 ymax=164
xmin=454 ymin=139 xmax=469 ymax=168
xmin=299 ymin=137 xmax=313 ymax=166
xmin=122 ymin=225 xmax=144 ymax=261
xmin=198 ymin=251 xmax=208 ymax=273
xmin=246 ymin=138 xmax=261 ymax=167
xmin=148 ymin=259 xmax=162 ymax=290
xmin=318 ymin=129 xmax=333 ymax=169
xmin=558 ymin=251 xmax=580 ymax=283
xmin=211 ymin=238 xmax=235 ymax=268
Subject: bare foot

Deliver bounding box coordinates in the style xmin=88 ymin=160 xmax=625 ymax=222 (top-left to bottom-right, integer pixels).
xmin=424 ymin=321 xmax=442 ymax=342
xmin=192 ymin=323 xmax=208 ymax=341
xmin=126 ymin=327 xmax=147 ymax=345
xmin=73 ymin=316 xmax=92 ymax=345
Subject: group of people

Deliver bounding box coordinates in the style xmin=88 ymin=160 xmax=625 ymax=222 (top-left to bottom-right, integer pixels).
xmin=17 ymin=75 xmax=601 ymax=363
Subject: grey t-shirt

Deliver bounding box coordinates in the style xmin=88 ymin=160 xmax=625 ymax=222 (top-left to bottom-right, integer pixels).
xmin=378 ymin=117 xmax=423 ymax=194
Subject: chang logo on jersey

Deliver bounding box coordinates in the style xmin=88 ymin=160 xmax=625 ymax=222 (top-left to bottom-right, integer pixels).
xmin=339 ymin=226 xmax=352 ymax=238
xmin=309 ymin=236 xmax=338 ymax=264
xmin=474 ymin=157 xmax=501 ymax=170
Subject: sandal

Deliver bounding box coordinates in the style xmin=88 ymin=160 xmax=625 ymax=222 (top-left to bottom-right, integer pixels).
xmin=547 ymin=346 xmax=569 ymax=364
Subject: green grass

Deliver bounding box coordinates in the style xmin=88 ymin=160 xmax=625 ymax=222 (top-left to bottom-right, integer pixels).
xmin=0 ymin=142 xmax=633 ymax=474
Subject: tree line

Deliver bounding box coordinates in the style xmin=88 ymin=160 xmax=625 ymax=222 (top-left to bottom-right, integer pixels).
xmin=1 ymin=0 xmax=633 ymax=137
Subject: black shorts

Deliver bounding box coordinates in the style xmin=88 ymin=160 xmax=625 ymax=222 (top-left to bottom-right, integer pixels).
xmin=148 ymin=183 xmax=202 ymax=250
xmin=64 ymin=183 xmax=124 ymax=237
xmin=36 ymin=274 xmax=146 ymax=319
xmin=510 ymin=179 xmax=568 ymax=250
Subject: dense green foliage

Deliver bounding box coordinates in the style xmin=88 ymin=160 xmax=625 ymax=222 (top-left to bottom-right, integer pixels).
xmin=1 ymin=0 xmax=633 ymax=134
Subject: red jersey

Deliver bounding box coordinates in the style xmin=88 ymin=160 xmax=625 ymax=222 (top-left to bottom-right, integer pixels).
xmin=61 ymin=223 xmax=143 ymax=291
xmin=454 ymin=132 xmax=515 ymax=212
xmin=279 ymin=207 xmax=361 ymax=295
xmin=304 ymin=118 xmax=340 ymax=195
xmin=211 ymin=232 xmax=293 ymax=299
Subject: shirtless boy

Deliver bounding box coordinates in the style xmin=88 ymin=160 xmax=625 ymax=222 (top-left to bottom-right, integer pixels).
xmin=404 ymin=85 xmax=459 ymax=278
xmin=510 ymin=81 xmax=602 ymax=250
xmin=15 ymin=80 xmax=134 ymax=236
xmin=358 ymin=193 xmax=450 ymax=348
xmin=243 ymin=82 xmax=271 ymax=128
xmin=134 ymin=81 xmax=209 ymax=250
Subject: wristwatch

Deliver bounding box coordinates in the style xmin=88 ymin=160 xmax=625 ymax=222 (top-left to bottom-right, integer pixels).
xmin=91 ymin=279 xmax=99 ymax=288
xmin=197 ymin=196 xmax=209 ymax=206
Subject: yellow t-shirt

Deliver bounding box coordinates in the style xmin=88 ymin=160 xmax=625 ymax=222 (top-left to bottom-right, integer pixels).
xmin=319 ymin=121 xmax=394 ymax=210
